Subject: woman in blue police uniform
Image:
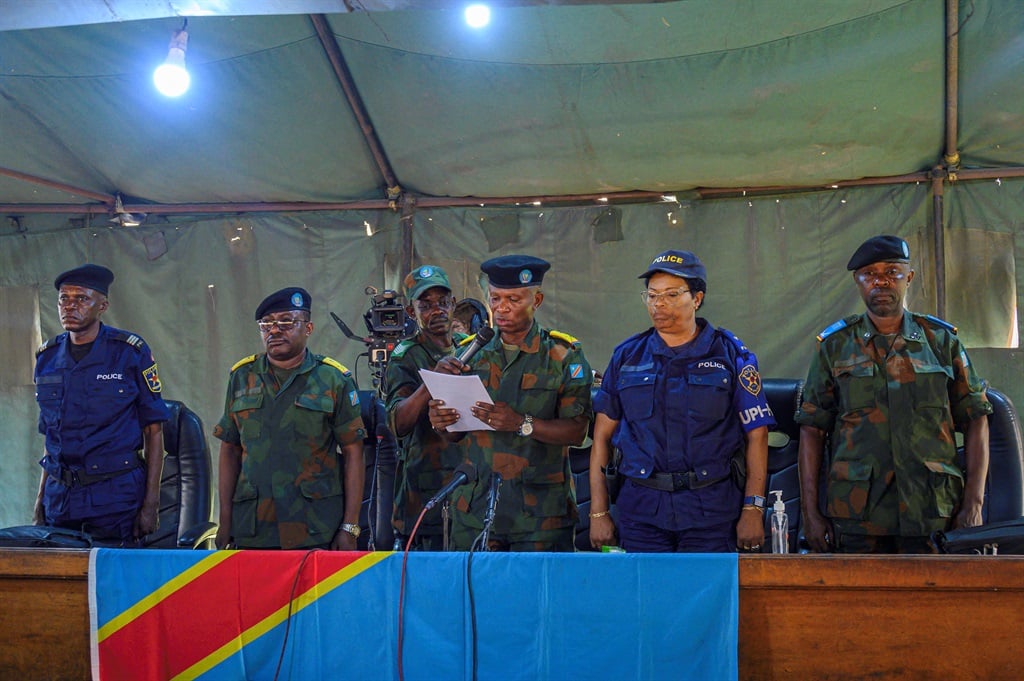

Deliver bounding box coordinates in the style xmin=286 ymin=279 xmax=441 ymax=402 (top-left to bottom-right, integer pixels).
xmin=589 ymin=250 xmax=775 ymax=552
xmin=33 ymin=264 xmax=170 ymax=546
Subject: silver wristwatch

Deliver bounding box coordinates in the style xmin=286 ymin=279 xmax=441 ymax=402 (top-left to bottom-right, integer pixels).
xmin=516 ymin=414 xmax=534 ymax=437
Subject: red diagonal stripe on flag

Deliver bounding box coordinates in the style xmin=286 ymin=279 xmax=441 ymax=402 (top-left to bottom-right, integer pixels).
xmin=98 ymin=551 xmax=367 ymax=680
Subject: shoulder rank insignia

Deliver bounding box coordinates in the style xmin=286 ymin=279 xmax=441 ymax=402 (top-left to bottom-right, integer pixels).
xmin=36 ymin=335 xmax=62 ymax=357
xmin=230 ymin=354 xmax=258 ymax=372
xmin=549 ymin=329 xmax=580 ymax=347
xmin=716 ymin=327 xmax=750 ymax=357
xmin=390 ymin=339 xmax=414 ymax=359
xmin=816 ymin=315 xmax=860 ymax=342
xmin=109 ymin=329 xmax=144 ymax=351
xmin=320 ymin=356 xmax=352 ymax=376
xmin=916 ymin=313 xmax=958 ymax=335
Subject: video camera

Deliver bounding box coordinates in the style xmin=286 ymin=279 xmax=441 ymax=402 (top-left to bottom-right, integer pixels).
xmin=331 ymin=286 xmax=415 ymax=393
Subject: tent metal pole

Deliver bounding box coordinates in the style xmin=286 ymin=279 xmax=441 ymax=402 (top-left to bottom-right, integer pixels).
xmin=944 ymin=0 xmax=960 ymax=167
xmin=0 ymin=167 xmax=114 ymax=204
xmin=400 ymin=194 xmax=416 ymax=277
xmin=931 ymin=168 xmax=947 ymax=318
xmin=310 ymin=14 xmax=402 ymax=200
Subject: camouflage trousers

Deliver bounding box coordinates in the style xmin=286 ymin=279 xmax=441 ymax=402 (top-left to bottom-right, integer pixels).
xmin=450 ymin=515 xmax=574 ymax=552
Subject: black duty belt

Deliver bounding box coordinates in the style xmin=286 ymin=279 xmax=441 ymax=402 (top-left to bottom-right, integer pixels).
xmin=55 ymin=464 xmax=140 ymax=488
xmin=628 ymin=470 xmax=729 ymax=492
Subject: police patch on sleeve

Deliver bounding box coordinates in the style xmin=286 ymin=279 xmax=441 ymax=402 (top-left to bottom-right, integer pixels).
xmin=739 ymin=364 xmax=761 ymax=396
xmin=143 ymin=363 xmax=163 ymax=393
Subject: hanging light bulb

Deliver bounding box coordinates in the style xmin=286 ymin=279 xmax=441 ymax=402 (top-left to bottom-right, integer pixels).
xmin=154 ymin=19 xmax=190 ymax=97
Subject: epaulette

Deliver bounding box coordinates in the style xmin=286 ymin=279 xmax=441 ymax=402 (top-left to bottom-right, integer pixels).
xmin=716 ymin=327 xmax=750 ymax=358
xmin=36 ymin=335 xmax=62 ymax=358
xmin=816 ymin=315 xmax=860 ymax=342
xmin=107 ymin=329 xmax=144 ymax=351
xmin=390 ymin=339 xmax=414 ymax=359
xmin=549 ymin=329 xmax=580 ymax=348
xmin=915 ymin=313 xmax=958 ymax=335
xmin=230 ymin=354 xmax=258 ymax=372
xmin=320 ymin=356 xmax=352 ymax=376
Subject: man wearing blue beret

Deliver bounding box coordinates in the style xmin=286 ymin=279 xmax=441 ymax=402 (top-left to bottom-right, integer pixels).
xmin=429 ymin=255 xmax=594 ymax=551
xmin=34 ymin=264 xmax=170 ymax=545
xmin=796 ymin=235 xmax=992 ymax=553
xmin=213 ymin=287 xmax=367 ymax=550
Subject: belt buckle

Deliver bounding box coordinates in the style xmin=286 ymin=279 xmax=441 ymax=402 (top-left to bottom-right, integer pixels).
xmin=671 ymin=472 xmax=691 ymax=491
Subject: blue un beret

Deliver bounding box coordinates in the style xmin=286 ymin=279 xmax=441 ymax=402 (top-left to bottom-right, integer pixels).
xmin=255 ymin=287 xmax=312 ymax=321
xmin=846 ymin=235 xmax=911 ymax=271
xmin=54 ymin=264 xmax=114 ymax=295
xmin=480 ymin=255 xmax=551 ymax=289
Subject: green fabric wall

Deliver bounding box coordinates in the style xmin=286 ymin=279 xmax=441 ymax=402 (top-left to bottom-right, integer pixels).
xmin=0 ymin=180 xmax=1020 ymax=527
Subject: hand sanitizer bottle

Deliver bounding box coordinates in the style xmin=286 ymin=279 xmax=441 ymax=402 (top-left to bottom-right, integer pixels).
xmin=770 ymin=490 xmax=789 ymax=554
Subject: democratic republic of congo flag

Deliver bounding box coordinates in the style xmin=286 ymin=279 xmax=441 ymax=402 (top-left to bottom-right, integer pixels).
xmin=90 ymin=550 xmax=737 ymax=680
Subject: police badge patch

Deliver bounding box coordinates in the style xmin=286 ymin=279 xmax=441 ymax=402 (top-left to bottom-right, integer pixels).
xmin=143 ymin=364 xmax=162 ymax=393
xmin=739 ymin=365 xmax=761 ymax=396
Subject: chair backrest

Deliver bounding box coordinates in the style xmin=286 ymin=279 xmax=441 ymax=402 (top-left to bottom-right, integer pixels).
xmin=970 ymin=387 xmax=1024 ymax=522
xmin=144 ymin=399 xmax=214 ymax=548
xmin=761 ymin=378 xmax=805 ymax=552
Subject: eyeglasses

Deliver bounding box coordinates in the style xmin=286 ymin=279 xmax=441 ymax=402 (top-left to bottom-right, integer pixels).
xmin=414 ymin=296 xmax=455 ymax=312
xmin=854 ymin=267 xmax=908 ymax=285
xmin=257 ymin=317 xmax=307 ymax=333
xmin=641 ymin=287 xmax=691 ymax=305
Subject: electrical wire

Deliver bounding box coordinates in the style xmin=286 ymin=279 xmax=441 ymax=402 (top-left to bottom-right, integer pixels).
xmin=273 ymin=549 xmax=318 ymax=681
xmin=396 ymin=506 xmax=428 ymax=681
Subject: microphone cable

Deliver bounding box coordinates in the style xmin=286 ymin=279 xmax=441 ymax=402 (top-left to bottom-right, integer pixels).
xmin=397 ymin=505 xmax=428 ymax=681
xmin=273 ymin=548 xmax=319 ymax=681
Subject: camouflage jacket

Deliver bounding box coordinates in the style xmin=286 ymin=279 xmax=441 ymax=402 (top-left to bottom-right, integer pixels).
xmin=213 ymin=350 xmax=365 ymax=548
xmin=452 ymin=320 xmax=593 ymax=535
xmin=384 ymin=331 xmax=466 ymax=536
xmin=795 ymin=312 xmax=992 ymax=536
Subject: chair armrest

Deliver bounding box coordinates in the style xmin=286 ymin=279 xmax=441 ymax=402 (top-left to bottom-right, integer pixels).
xmin=177 ymin=521 xmax=218 ymax=550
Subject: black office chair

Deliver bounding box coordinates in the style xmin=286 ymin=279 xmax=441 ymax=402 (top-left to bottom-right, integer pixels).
xmin=143 ymin=399 xmax=217 ymax=549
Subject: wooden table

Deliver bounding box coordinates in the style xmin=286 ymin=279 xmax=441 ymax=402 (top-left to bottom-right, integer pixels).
xmin=3 ymin=550 xmax=1022 ymax=680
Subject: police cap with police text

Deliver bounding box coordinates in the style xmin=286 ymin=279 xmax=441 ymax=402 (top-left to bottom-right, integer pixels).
xmin=637 ymin=250 xmax=707 ymax=282
xmin=403 ymin=265 xmax=452 ymax=301
xmin=847 ymin=235 xmax=910 ymax=271
xmin=481 ymin=255 xmax=551 ymax=289
xmin=255 ymin=287 xmax=312 ymax=320
xmin=54 ymin=264 xmax=115 ymax=295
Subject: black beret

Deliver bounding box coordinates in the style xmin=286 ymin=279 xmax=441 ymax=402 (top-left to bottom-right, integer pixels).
xmin=54 ymin=264 xmax=114 ymax=295
xmin=255 ymin=287 xmax=312 ymax=321
xmin=847 ymin=235 xmax=910 ymax=271
xmin=480 ymin=255 xmax=550 ymax=289
xmin=637 ymin=250 xmax=707 ymax=282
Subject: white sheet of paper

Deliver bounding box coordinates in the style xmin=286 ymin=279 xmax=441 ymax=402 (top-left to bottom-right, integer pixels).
xmin=419 ymin=369 xmax=495 ymax=432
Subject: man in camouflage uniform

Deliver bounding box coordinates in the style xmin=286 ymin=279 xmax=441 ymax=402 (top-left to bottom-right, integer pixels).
xmin=429 ymin=255 xmax=593 ymax=551
xmin=796 ymin=236 xmax=992 ymax=553
xmin=385 ymin=265 xmax=466 ymax=549
xmin=213 ymin=287 xmax=366 ymax=550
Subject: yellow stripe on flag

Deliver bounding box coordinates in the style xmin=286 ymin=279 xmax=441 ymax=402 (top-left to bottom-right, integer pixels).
xmin=97 ymin=550 xmax=236 ymax=643
xmin=170 ymin=551 xmax=391 ymax=681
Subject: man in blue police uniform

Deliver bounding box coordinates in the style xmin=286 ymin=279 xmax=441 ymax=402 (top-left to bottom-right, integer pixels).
xmin=34 ymin=264 xmax=170 ymax=545
xmin=589 ymin=250 xmax=775 ymax=553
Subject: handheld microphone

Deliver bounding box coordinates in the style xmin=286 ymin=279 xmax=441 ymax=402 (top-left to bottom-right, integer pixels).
xmin=424 ymin=462 xmax=477 ymax=511
xmin=457 ymin=326 xmax=495 ymax=364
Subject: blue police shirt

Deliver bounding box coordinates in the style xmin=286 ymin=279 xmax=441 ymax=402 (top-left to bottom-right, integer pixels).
xmin=34 ymin=323 xmax=169 ymax=520
xmin=594 ymin=320 xmax=775 ymax=530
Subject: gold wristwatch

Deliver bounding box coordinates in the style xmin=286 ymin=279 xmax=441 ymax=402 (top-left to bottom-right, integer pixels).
xmin=339 ymin=523 xmax=361 ymax=539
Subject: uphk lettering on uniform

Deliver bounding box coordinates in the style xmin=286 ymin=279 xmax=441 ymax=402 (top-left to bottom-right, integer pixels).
xmin=740 ymin=405 xmax=773 ymax=425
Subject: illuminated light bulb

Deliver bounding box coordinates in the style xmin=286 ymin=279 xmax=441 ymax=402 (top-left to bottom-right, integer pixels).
xmin=154 ymin=24 xmax=190 ymax=97
xmin=465 ymin=4 xmax=491 ymax=28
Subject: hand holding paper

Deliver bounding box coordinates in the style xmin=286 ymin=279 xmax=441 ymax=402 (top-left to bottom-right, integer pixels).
xmin=420 ymin=369 xmax=495 ymax=432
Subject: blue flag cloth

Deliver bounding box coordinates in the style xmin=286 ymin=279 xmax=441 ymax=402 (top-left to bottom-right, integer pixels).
xmin=90 ymin=549 xmax=738 ymax=680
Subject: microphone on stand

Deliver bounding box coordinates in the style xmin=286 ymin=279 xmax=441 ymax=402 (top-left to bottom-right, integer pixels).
xmin=424 ymin=462 xmax=477 ymax=511
xmin=479 ymin=472 xmax=503 ymax=551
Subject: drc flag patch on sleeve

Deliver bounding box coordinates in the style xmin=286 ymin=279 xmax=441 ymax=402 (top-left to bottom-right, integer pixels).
xmin=349 ymin=390 xmax=360 ymax=406
xmin=142 ymin=364 xmax=162 ymax=393
xmin=569 ymin=363 xmax=584 ymax=379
